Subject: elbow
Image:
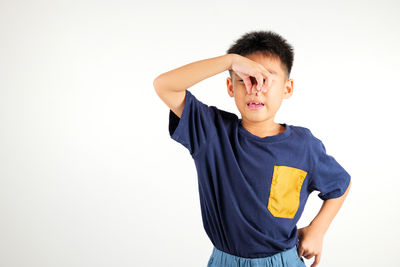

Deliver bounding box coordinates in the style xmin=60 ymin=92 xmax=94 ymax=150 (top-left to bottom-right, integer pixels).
xmin=153 ymin=76 xmax=162 ymax=91
xmin=153 ymin=74 xmax=169 ymax=93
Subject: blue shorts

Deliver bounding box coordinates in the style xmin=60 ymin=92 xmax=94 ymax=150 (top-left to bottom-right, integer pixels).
xmin=207 ymin=244 xmax=306 ymax=267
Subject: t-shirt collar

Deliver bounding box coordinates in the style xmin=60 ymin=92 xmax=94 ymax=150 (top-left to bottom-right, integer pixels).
xmin=238 ymin=119 xmax=292 ymax=143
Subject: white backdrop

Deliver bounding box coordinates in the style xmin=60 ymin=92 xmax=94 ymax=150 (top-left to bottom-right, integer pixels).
xmin=1 ymin=0 xmax=399 ymax=266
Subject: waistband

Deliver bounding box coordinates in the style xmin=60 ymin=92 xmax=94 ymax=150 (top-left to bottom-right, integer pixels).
xmin=211 ymin=244 xmax=299 ymax=265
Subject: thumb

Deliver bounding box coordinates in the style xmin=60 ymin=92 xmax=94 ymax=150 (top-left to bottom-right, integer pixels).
xmin=297 ymin=246 xmax=305 ymax=259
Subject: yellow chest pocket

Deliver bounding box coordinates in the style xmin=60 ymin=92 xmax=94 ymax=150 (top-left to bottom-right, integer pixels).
xmin=267 ymin=165 xmax=308 ymax=219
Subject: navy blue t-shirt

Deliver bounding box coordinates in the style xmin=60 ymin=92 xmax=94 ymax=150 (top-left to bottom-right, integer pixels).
xmin=168 ymin=90 xmax=351 ymax=258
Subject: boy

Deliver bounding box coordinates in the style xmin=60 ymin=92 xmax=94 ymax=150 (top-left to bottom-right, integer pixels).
xmin=153 ymin=30 xmax=351 ymax=267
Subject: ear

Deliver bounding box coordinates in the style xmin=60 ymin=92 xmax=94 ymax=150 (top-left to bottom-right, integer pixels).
xmin=283 ymin=79 xmax=294 ymax=98
xmin=227 ymin=77 xmax=234 ymax=97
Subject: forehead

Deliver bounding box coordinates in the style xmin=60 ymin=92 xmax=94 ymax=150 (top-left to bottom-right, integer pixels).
xmin=234 ymin=53 xmax=284 ymax=78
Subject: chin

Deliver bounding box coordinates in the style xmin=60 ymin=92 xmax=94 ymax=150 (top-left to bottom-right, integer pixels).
xmin=245 ymin=114 xmax=269 ymax=121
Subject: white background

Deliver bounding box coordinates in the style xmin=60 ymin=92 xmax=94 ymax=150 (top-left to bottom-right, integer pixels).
xmin=1 ymin=0 xmax=399 ymax=266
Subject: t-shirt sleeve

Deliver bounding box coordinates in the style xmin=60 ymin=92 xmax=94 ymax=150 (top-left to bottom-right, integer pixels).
xmin=168 ymin=90 xmax=216 ymax=158
xmin=308 ymin=139 xmax=351 ymax=200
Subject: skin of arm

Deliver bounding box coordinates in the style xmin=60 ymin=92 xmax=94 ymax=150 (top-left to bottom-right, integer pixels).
xmin=153 ymin=54 xmax=236 ymax=118
xmin=297 ymin=180 xmax=351 ymax=267
xmin=154 ymin=54 xmax=235 ymax=93
xmin=153 ymin=53 xmax=269 ymax=118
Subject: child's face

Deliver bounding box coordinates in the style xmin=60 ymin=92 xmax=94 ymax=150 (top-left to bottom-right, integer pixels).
xmin=226 ymin=53 xmax=293 ymax=124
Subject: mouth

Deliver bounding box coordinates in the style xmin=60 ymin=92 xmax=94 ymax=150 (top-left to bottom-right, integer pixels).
xmin=247 ymin=101 xmax=264 ymax=110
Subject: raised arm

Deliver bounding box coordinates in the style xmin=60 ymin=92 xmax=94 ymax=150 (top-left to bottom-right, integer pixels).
xmin=153 ymin=54 xmax=235 ymax=118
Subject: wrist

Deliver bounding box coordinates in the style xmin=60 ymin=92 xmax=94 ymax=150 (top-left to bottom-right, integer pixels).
xmin=309 ymin=220 xmax=328 ymax=237
xmin=227 ymin=53 xmax=237 ymax=70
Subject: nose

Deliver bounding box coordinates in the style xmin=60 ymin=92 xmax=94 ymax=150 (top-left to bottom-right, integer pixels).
xmin=249 ymin=83 xmax=262 ymax=96
xmin=248 ymin=77 xmax=265 ymax=96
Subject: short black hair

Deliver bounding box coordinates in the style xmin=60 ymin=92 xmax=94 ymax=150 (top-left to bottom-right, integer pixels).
xmin=226 ymin=30 xmax=294 ymax=80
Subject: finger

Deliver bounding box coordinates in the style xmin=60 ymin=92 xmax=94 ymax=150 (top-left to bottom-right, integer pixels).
xmin=260 ymin=83 xmax=267 ymax=93
xmin=261 ymin=78 xmax=269 ymax=92
xmin=243 ymin=77 xmax=252 ymax=94
xmin=255 ymin=73 xmax=264 ymax=91
xmin=304 ymin=252 xmax=313 ymax=259
xmin=297 ymin=247 xmax=304 ymax=258
xmin=251 ymin=83 xmax=257 ymax=94
xmin=255 ymin=76 xmax=267 ymax=93
xmin=311 ymin=253 xmax=321 ymax=267
xmin=261 ymin=72 xmax=269 ymax=89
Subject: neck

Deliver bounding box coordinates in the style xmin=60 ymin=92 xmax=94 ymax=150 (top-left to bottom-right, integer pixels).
xmin=241 ymin=118 xmax=285 ymax=138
